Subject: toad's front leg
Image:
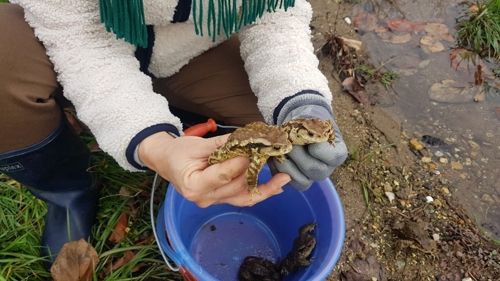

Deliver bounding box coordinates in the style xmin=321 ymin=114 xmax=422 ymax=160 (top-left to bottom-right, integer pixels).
xmin=245 ymin=153 xmax=269 ymax=198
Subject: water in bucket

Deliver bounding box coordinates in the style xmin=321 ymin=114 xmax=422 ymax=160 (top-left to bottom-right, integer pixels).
xmin=156 ymin=164 xmax=345 ymax=280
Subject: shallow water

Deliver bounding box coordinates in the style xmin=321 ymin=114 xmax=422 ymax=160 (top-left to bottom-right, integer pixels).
xmin=352 ymin=0 xmax=500 ymax=239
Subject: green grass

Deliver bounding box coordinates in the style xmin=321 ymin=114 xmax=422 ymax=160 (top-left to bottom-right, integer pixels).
xmin=456 ymin=0 xmax=500 ymax=59
xmin=354 ymin=64 xmax=399 ymax=88
xmin=0 ymin=132 xmax=182 ymax=280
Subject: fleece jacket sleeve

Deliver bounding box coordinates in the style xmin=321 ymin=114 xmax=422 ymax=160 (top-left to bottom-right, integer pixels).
xmin=238 ymin=0 xmax=334 ymax=125
xmin=12 ymin=0 xmax=184 ymax=172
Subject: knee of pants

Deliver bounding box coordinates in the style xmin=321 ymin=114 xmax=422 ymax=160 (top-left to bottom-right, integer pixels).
xmin=0 ymin=4 xmax=62 ymax=152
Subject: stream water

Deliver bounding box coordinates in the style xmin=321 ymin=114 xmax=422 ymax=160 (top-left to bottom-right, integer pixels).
xmin=351 ymin=0 xmax=500 ymax=239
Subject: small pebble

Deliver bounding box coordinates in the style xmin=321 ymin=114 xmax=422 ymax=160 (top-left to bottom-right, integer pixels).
xmin=433 ymin=198 xmax=442 ymax=207
xmin=385 ymin=192 xmax=395 ymax=203
xmin=425 ymin=196 xmax=434 ymax=203
xmin=410 ymin=139 xmax=424 ymax=150
xmin=451 ymin=161 xmax=463 ymax=170
xmin=421 ymin=156 xmax=432 ymax=163
xmin=432 ymin=233 xmax=440 ymax=241
xmin=462 ymin=278 xmax=472 ymax=281
xmin=434 ymin=151 xmax=444 ymax=157
xmin=439 ymin=157 xmax=448 ymax=164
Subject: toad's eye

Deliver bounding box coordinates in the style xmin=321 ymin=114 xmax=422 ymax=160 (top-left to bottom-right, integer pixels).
xmin=273 ymin=145 xmax=281 ymax=150
xmin=308 ymin=132 xmax=315 ymax=137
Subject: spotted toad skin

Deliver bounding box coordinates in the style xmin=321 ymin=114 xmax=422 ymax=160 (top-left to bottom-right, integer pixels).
xmin=208 ymin=121 xmax=292 ymax=196
xmin=208 ymin=118 xmax=335 ymax=197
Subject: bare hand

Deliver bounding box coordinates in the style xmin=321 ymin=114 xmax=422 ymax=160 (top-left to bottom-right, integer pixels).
xmin=138 ymin=132 xmax=290 ymax=207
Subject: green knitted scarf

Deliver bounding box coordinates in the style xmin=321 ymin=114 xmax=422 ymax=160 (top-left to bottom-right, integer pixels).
xmin=99 ymin=0 xmax=295 ymax=48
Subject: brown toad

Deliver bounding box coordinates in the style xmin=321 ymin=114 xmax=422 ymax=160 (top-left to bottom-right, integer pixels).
xmin=392 ymin=219 xmax=438 ymax=256
xmin=238 ymin=256 xmax=280 ymax=281
xmin=208 ymin=121 xmax=292 ymax=196
xmin=279 ymin=222 xmax=317 ymax=276
xmin=281 ymin=118 xmax=335 ymax=145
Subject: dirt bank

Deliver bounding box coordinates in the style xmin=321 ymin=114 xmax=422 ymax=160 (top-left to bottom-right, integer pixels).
xmin=309 ymin=1 xmax=500 ymax=280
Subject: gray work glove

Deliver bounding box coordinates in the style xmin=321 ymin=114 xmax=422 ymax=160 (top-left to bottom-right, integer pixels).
xmin=270 ymin=104 xmax=348 ymax=191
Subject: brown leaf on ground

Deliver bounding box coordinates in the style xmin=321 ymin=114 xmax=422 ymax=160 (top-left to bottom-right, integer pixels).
xmin=88 ymin=142 xmax=101 ymax=152
xmin=64 ymin=111 xmax=87 ymax=135
xmin=50 ymin=239 xmax=99 ymax=281
xmin=342 ymin=77 xmax=376 ymax=105
xmin=420 ymin=36 xmax=445 ymax=53
xmin=450 ymin=49 xmax=474 ymax=70
xmin=424 ymin=23 xmax=454 ymax=42
xmin=341 ymin=37 xmax=363 ymax=51
xmin=353 ymin=13 xmax=378 ymax=32
xmin=104 ymin=250 xmax=145 ymax=274
xmin=387 ymin=18 xmax=425 ymax=33
xmin=376 ymin=31 xmax=412 ymax=44
xmin=340 ymin=254 xmax=388 ymax=281
xmin=108 ymin=208 xmax=130 ymax=243
xmin=428 ymin=79 xmax=479 ymax=103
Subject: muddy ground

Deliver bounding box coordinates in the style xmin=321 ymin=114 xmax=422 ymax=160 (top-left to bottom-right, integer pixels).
xmin=309 ymin=1 xmax=500 ymax=280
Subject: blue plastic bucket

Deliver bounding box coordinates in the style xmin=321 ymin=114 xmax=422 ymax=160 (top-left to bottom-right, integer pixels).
xmin=156 ymin=164 xmax=345 ymax=280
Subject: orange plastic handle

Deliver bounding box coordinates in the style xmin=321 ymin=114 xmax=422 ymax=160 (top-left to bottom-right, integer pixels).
xmin=183 ymin=118 xmax=218 ymax=137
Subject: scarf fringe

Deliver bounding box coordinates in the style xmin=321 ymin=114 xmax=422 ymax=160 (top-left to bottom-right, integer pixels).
xmin=98 ymin=0 xmax=296 ymax=47
xmin=99 ymin=0 xmax=148 ymax=48
xmin=193 ymin=0 xmax=296 ymax=41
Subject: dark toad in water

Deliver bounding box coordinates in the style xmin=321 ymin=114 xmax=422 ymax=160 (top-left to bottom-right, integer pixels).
xmin=237 ymin=222 xmax=317 ymax=281
xmin=279 ymin=222 xmax=317 ymax=276
xmin=238 ymin=256 xmax=280 ymax=281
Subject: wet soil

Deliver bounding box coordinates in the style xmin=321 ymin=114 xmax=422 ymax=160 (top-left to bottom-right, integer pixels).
xmin=307 ymin=0 xmax=500 ymax=280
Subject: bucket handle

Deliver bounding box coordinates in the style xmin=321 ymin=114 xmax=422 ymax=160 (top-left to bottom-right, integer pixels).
xmin=149 ymin=120 xmax=241 ymax=273
xmin=150 ymin=173 xmax=182 ymax=271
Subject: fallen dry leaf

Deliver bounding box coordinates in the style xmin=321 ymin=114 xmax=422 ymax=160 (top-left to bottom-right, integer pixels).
xmin=341 ymin=77 xmax=376 ymax=105
xmin=420 ymin=35 xmax=445 ymax=53
xmin=387 ymin=18 xmax=425 ymax=33
xmin=88 ymin=142 xmax=101 ymax=152
xmin=341 ymin=37 xmax=362 ymax=51
xmin=108 ymin=208 xmax=130 ymax=243
xmin=353 ymin=13 xmax=378 ymax=32
xmin=105 ymin=250 xmax=141 ymax=274
xmin=374 ymin=26 xmax=388 ymax=33
xmin=377 ymin=32 xmax=412 ymax=44
xmin=474 ymin=89 xmax=486 ymax=102
xmin=469 ymin=4 xmax=485 ymax=13
xmin=428 ymin=79 xmax=478 ymax=103
xmin=450 ymin=49 xmax=474 ymax=70
xmin=64 ymin=111 xmax=87 ymax=135
xmin=51 ymin=239 xmax=99 ymax=281
xmin=340 ymin=254 xmax=388 ymax=281
xmin=119 ymin=186 xmax=134 ymax=197
xmin=424 ymin=23 xmax=454 ymax=42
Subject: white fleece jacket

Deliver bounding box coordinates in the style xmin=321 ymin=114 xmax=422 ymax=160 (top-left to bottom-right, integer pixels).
xmin=11 ymin=0 xmax=333 ymax=172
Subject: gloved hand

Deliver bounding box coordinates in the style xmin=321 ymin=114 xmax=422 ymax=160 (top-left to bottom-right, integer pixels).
xmin=269 ymin=104 xmax=348 ymax=191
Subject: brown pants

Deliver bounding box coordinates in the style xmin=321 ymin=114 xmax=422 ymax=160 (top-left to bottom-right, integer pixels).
xmin=0 ymin=3 xmax=263 ymax=154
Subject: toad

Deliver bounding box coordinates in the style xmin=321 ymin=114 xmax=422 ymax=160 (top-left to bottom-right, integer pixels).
xmin=279 ymin=222 xmax=317 ymax=275
xmin=238 ymin=256 xmax=280 ymax=281
xmin=208 ymin=121 xmax=292 ymax=196
xmin=281 ymin=118 xmax=335 ymax=146
xmin=208 ymin=118 xmax=335 ymax=196
xmin=392 ymin=219 xmax=438 ymax=256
